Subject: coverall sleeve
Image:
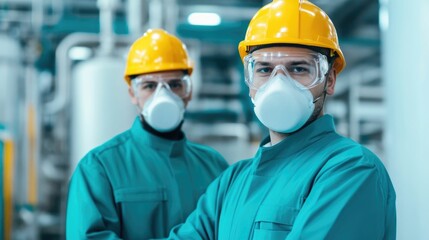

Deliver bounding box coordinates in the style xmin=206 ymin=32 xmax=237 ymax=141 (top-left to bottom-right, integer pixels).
xmin=217 ymin=154 xmax=229 ymax=169
xmin=168 ymin=171 xmax=227 ymax=240
xmin=287 ymin=154 xmax=394 ymax=240
xmin=66 ymin=154 xmax=122 ymax=239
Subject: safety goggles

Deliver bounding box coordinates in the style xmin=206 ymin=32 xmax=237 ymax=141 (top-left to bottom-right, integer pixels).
xmin=244 ymin=51 xmax=329 ymax=90
xmin=132 ymin=74 xmax=192 ymax=98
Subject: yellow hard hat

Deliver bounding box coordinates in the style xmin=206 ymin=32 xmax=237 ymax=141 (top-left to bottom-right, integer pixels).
xmin=124 ymin=29 xmax=194 ymax=85
xmin=238 ymin=0 xmax=346 ymax=73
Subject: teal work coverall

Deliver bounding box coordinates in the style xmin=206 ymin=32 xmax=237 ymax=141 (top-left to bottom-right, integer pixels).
xmin=66 ymin=118 xmax=228 ymax=239
xmin=168 ymin=115 xmax=396 ymax=240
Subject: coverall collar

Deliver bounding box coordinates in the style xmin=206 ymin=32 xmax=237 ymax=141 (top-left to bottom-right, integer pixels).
xmin=253 ymin=114 xmax=336 ymax=171
xmin=130 ymin=117 xmax=186 ymax=157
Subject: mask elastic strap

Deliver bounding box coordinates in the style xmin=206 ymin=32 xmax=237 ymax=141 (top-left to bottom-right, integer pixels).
xmin=312 ymin=76 xmax=329 ymax=104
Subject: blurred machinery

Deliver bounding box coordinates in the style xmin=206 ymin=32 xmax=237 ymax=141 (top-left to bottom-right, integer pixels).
xmin=0 ymin=32 xmax=33 ymax=240
xmin=0 ymin=0 xmax=385 ymax=239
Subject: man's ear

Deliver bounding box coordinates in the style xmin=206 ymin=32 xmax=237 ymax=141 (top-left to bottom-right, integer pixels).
xmin=325 ymin=69 xmax=337 ymax=96
xmin=128 ymin=87 xmax=138 ymax=105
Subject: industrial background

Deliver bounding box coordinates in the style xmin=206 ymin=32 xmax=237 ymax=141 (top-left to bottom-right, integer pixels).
xmin=0 ymin=0 xmax=428 ymax=239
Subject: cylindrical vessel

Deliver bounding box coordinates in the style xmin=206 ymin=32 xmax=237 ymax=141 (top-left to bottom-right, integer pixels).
xmin=0 ymin=34 xmax=21 ymax=134
xmin=381 ymin=0 xmax=429 ymax=239
xmin=70 ymin=56 xmax=136 ymax=171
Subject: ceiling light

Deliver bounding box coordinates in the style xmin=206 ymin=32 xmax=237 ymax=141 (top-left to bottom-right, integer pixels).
xmin=187 ymin=13 xmax=221 ymax=26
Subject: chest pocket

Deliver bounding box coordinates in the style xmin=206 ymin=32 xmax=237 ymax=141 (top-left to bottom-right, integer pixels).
xmin=252 ymin=204 xmax=299 ymax=240
xmin=114 ymin=187 xmax=167 ymax=239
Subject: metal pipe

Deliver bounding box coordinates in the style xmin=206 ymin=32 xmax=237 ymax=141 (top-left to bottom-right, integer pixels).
xmin=165 ymin=0 xmax=179 ymax=34
xmin=97 ymin=0 xmax=119 ymax=56
xmin=126 ymin=0 xmax=145 ymax=38
xmin=31 ymin=0 xmax=43 ymax=30
xmin=0 ymin=10 xmax=33 ymax=23
xmin=148 ymin=0 xmax=163 ymax=29
xmin=0 ymin=0 xmax=63 ymax=26
xmin=45 ymin=33 xmax=98 ymax=114
xmin=44 ymin=0 xmax=64 ymax=26
xmin=45 ymin=33 xmax=133 ymax=114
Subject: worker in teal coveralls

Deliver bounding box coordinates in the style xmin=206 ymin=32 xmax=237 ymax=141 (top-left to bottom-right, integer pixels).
xmin=66 ymin=29 xmax=229 ymax=239
xmin=166 ymin=0 xmax=396 ymax=239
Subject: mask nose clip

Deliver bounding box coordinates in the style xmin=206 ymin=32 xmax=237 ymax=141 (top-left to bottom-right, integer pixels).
xmin=269 ymin=65 xmax=292 ymax=82
xmin=153 ymin=81 xmax=172 ymax=96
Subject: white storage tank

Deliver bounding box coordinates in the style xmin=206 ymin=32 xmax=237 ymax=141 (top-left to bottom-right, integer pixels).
xmin=0 ymin=34 xmax=21 ymax=133
xmin=70 ymin=56 xmax=136 ymax=171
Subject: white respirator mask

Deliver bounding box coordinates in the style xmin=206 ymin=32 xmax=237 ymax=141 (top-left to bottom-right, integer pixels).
xmin=142 ymin=84 xmax=185 ymax=132
xmin=252 ymin=74 xmax=315 ymax=133
xmin=245 ymin=51 xmax=329 ymax=133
